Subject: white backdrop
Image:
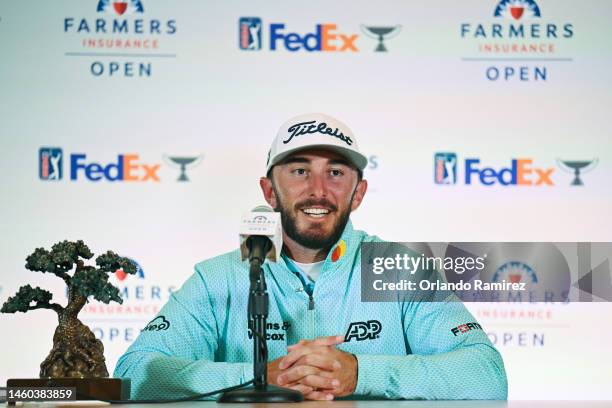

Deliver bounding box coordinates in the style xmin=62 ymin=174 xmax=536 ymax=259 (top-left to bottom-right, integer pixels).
xmin=1 ymin=0 xmax=611 ymax=400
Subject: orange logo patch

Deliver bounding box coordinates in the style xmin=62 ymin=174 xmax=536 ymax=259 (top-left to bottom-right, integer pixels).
xmin=331 ymin=240 xmax=347 ymax=262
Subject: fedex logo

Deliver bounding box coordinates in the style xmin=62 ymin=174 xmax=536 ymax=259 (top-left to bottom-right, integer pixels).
xmin=239 ymin=18 xmax=359 ymax=52
xmin=434 ymin=153 xmax=555 ymax=187
xmin=465 ymin=158 xmax=553 ymax=186
xmin=71 ymin=154 xmax=160 ymax=182
xmin=270 ymin=24 xmax=358 ymax=52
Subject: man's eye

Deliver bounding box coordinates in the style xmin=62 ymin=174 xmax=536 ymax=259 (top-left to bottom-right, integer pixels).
xmin=330 ymin=169 xmax=344 ymax=177
xmin=292 ymin=168 xmax=307 ymax=175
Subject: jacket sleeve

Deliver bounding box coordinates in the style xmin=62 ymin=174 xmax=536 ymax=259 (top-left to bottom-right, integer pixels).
xmin=353 ymin=298 xmax=508 ymax=400
xmin=113 ymin=267 xmax=252 ymax=400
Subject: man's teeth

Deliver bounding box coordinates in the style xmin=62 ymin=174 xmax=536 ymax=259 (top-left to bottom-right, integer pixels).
xmin=302 ymin=208 xmax=330 ymax=217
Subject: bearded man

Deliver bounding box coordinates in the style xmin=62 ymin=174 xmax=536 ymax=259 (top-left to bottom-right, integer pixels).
xmin=115 ymin=113 xmax=508 ymax=401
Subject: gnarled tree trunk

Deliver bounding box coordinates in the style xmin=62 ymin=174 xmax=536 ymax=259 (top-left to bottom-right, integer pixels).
xmin=39 ymin=291 xmax=108 ymax=378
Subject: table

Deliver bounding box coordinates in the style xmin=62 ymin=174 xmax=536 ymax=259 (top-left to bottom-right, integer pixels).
xmin=4 ymin=401 xmax=612 ymax=408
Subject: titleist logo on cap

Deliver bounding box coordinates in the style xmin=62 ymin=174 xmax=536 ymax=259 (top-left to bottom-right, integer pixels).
xmin=284 ymin=120 xmax=353 ymax=146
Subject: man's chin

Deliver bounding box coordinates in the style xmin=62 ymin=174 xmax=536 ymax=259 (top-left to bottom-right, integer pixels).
xmin=279 ymin=207 xmax=350 ymax=250
xmin=296 ymin=219 xmax=333 ymax=236
xmin=292 ymin=233 xmax=336 ymax=250
xmin=291 ymin=222 xmax=336 ymax=248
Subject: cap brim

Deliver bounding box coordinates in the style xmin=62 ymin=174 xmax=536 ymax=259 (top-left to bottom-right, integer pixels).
xmin=266 ymin=144 xmax=368 ymax=173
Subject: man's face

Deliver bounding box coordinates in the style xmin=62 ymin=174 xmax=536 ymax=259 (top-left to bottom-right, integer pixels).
xmin=261 ymin=149 xmax=367 ymax=250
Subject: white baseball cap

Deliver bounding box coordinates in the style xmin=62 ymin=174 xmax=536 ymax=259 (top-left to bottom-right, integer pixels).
xmin=266 ymin=113 xmax=368 ymax=174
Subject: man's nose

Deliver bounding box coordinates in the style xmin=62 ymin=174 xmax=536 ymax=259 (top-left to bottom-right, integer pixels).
xmin=307 ymin=172 xmax=328 ymax=198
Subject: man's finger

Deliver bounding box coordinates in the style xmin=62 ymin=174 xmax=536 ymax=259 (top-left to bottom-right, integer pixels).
xmin=309 ymin=335 xmax=345 ymax=347
xmin=277 ymin=364 xmax=320 ymax=385
xmin=304 ymin=391 xmax=334 ymax=401
xmin=295 ymin=353 xmax=341 ymax=371
xmin=280 ymin=345 xmax=315 ymax=369
xmin=287 ymin=339 xmax=308 ymax=351
xmin=285 ymin=383 xmax=314 ymax=396
xmin=287 ymin=335 xmax=344 ymax=352
xmin=281 ymin=336 xmax=344 ymax=369
xmin=298 ymin=374 xmax=340 ymax=390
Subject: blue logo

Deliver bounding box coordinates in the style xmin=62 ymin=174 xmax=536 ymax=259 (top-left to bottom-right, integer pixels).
xmin=239 ymin=17 xmax=262 ymax=50
xmin=492 ymin=261 xmax=538 ymax=285
xmin=459 ymin=0 xmax=573 ymax=82
xmin=434 ymin=153 xmax=556 ymax=187
xmin=115 ymin=258 xmax=145 ymax=281
xmin=239 ymin=17 xmax=359 ymax=52
xmin=434 ymin=153 xmax=457 ymax=185
xmin=39 ymin=148 xmax=63 ymax=181
xmin=63 ymin=0 xmax=177 ymax=78
xmin=38 ymin=148 xmax=165 ymax=183
xmin=493 ymin=0 xmax=541 ymax=21
xmin=97 ymin=0 xmax=144 ymax=16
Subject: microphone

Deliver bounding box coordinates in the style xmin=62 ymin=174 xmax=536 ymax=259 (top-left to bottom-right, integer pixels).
xmin=239 ymin=205 xmax=282 ymax=264
xmin=221 ymin=206 xmax=302 ymax=402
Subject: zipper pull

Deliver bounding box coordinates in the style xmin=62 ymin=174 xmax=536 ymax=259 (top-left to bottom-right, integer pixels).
xmin=308 ymin=295 xmax=315 ymax=310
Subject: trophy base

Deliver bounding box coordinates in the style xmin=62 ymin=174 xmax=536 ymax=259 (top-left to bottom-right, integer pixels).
xmin=6 ymin=377 xmax=130 ymax=404
xmin=218 ymin=384 xmax=303 ymax=403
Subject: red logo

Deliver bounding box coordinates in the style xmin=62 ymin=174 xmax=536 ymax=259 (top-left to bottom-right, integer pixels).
xmin=510 ymin=7 xmax=524 ymax=20
xmin=113 ymin=2 xmax=128 ymax=15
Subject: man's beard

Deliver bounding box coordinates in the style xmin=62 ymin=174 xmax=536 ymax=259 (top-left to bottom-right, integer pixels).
xmin=273 ymin=186 xmax=355 ymax=250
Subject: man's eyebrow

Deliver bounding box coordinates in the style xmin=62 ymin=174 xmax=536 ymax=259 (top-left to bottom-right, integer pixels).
xmin=280 ymin=156 xmax=353 ymax=167
xmin=329 ymin=159 xmax=352 ymax=167
xmin=280 ymin=157 xmax=311 ymax=165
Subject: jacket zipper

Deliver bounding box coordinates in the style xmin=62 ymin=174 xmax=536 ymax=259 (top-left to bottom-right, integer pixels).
xmin=308 ymin=294 xmax=315 ymax=338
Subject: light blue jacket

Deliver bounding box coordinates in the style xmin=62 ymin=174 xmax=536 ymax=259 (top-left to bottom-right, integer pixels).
xmin=114 ymin=221 xmax=508 ymax=400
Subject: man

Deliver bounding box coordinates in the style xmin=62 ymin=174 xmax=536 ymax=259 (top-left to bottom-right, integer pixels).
xmin=114 ymin=113 xmax=508 ymax=400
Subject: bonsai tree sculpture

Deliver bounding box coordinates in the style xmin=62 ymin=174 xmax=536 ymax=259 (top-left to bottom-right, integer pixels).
xmin=1 ymin=240 xmax=136 ymax=378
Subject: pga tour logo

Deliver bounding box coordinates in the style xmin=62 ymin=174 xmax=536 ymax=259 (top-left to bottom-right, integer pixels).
xmin=39 ymin=148 xmax=63 ymax=181
xmin=239 ymin=17 xmax=262 ymax=50
xmin=434 ymin=153 xmax=457 ymax=185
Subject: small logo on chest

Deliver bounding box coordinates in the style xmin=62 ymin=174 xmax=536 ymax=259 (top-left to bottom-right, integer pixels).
xmin=344 ymin=320 xmax=382 ymax=342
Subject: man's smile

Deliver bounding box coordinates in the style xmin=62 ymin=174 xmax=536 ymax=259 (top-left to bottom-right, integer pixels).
xmin=300 ymin=207 xmax=332 ymax=219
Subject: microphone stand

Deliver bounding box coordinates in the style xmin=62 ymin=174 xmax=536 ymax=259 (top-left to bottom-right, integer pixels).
xmin=218 ymin=241 xmax=303 ymax=403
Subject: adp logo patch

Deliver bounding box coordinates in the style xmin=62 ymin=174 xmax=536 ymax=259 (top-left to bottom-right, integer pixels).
xmin=39 ymin=148 xmax=63 ymax=181
xmin=344 ymin=320 xmax=382 ymax=342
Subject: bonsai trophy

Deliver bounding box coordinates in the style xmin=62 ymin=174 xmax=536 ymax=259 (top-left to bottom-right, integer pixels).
xmin=1 ymin=240 xmax=134 ymax=401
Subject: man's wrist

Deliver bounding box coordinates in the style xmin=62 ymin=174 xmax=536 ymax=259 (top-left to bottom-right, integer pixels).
xmin=352 ymin=354 xmax=394 ymax=396
xmin=349 ymin=353 xmax=358 ymax=394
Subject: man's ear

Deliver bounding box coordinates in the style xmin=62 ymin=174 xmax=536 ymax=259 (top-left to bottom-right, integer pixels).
xmin=350 ymin=179 xmax=368 ymax=212
xmin=260 ymin=176 xmax=278 ymax=209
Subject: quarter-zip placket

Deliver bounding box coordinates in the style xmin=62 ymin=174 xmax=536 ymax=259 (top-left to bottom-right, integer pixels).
xmin=283 ymin=257 xmax=319 ymax=339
